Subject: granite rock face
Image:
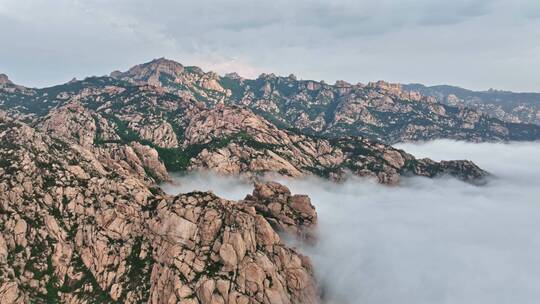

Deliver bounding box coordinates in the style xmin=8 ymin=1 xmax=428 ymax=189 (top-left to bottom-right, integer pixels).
xmin=0 ymin=116 xmax=318 ymax=303
xmin=242 ymin=182 xmax=318 ymax=241
xmin=0 ymin=74 xmax=13 ymax=86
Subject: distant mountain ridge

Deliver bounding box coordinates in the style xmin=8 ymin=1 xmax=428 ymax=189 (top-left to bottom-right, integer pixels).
xmin=106 ymin=58 xmax=540 ymax=143
xmin=403 ymin=83 xmax=540 ymax=125
xmin=2 ymin=58 xmax=540 ymax=144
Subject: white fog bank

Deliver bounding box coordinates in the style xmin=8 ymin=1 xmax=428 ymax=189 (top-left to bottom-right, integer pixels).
xmin=163 ymin=141 xmax=540 ymax=304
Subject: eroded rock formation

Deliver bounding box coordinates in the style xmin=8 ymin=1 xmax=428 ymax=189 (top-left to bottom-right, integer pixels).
xmin=0 ymin=116 xmax=318 ymax=303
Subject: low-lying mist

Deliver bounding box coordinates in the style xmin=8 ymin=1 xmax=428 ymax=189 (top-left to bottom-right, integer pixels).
xmin=163 ymin=140 xmax=540 ymax=304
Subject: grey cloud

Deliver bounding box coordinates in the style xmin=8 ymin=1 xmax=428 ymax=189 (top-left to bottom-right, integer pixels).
xmin=98 ymin=0 xmax=494 ymax=43
xmin=415 ymin=0 xmax=492 ymax=26
xmin=1 ymin=0 xmax=540 ymax=91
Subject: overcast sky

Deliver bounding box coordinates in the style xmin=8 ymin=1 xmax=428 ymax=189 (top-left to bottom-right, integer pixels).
xmin=1 ymin=0 xmax=539 ymax=91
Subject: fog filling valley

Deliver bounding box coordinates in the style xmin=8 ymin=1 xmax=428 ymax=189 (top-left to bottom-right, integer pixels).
xmin=163 ymin=141 xmax=540 ymax=304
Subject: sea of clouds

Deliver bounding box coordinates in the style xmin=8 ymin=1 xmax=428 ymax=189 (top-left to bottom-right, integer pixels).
xmin=163 ymin=140 xmax=540 ymax=304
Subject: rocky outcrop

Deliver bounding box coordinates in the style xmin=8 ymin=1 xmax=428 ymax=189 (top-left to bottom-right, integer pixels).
xmin=0 ymin=116 xmax=319 ymax=303
xmin=38 ymin=102 xmax=171 ymax=183
xmin=111 ymin=58 xmax=231 ymax=104
xmin=404 ymin=159 xmax=488 ymax=185
xmin=112 ymin=57 xmax=187 ymax=87
xmin=0 ymin=74 xmax=28 ymax=96
xmin=40 ymin=102 xmax=112 ymax=147
xmin=147 ymin=192 xmax=317 ymax=304
xmin=0 ymin=74 xmax=13 ymax=86
xmin=134 ymin=121 xmax=179 ymax=148
xmin=242 ymin=182 xmax=317 ymax=241
xmin=182 ymin=105 xmax=288 ymax=147
xmin=198 ymin=72 xmax=226 ymax=93
xmin=99 ymin=142 xmax=170 ymax=183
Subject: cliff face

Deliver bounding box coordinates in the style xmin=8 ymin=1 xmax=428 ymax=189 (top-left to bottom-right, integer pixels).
xmin=0 ymin=115 xmax=318 ymax=304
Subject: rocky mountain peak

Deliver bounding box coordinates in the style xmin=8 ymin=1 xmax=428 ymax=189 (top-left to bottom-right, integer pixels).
xmin=224 ymin=72 xmax=242 ymax=80
xmin=335 ymin=80 xmax=352 ymax=87
xmin=146 ymin=57 xmax=185 ymax=70
xmin=258 ymin=73 xmax=277 ymax=80
xmin=109 ymin=70 xmax=122 ymax=78
xmin=368 ymin=80 xmax=402 ymax=92
xmin=128 ymin=57 xmax=186 ymax=74
xmin=0 ymin=73 xmax=13 ymax=86
xmin=110 ymin=58 xmax=187 ymax=86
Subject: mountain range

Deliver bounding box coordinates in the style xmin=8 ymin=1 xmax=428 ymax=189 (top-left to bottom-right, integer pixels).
xmin=107 ymin=58 xmax=540 ymax=144
xmin=3 ymin=58 xmax=540 ymax=145
xmin=0 ymin=58 xmax=535 ymax=303
xmin=403 ymin=83 xmax=540 ymax=125
xmin=0 ymin=58 xmax=495 ymax=185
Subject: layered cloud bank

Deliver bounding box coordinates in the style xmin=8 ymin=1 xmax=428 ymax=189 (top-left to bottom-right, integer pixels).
xmin=3 ymin=0 xmax=540 ymax=91
xmin=164 ymin=140 xmax=540 ymax=304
